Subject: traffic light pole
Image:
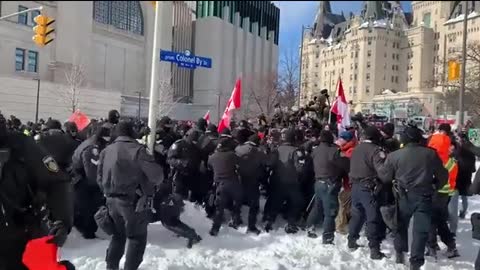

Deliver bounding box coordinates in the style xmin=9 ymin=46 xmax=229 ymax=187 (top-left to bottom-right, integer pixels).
xmin=459 ymin=0 xmax=469 ymax=127
xmin=34 ymin=79 xmax=40 ymax=123
xmin=0 ymin=6 xmax=43 ymax=21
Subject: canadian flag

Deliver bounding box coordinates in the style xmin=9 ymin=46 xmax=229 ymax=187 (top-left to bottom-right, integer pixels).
xmin=203 ymin=110 xmax=210 ymax=124
xmin=330 ymin=78 xmax=351 ymax=132
xmin=218 ymin=78 xmax=242 ymax=133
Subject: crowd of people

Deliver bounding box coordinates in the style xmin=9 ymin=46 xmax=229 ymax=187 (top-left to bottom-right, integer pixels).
xmin=2 ymin=105 xmax=480 ymax=270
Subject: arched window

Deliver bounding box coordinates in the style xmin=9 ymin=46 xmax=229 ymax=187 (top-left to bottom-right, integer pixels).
xmin=93 ymin=1 xmax=143 ymax=35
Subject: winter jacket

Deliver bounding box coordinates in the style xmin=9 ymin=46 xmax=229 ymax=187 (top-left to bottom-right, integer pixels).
xmin=428 ymin=132 xmax=457 ymax=194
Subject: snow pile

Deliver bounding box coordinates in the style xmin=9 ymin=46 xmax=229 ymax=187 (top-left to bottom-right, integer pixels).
xmin=61 ymin=198 xmax=480 ymax=270
xmin=444 ymin=11 xmax=480 ymax=25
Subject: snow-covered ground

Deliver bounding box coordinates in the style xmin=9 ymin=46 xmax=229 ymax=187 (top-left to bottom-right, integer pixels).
xmin=61 ymin=196 xmax=480 ymax=270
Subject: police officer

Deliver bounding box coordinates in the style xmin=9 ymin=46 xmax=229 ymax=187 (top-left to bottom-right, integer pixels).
xmin=37 ymin=119 xmax=81 ymax=172
xmin=167 ymin=129 xmax=202 ymax=203
xmin=379 ymin=126 xmax=448 ymax=270
xmin=153 ymin=116 xmax=180 ymax=177
xmin=232 ymin=120 xmax=255 ymax=145
xmin=71 ymin=123 xmax=110 ymax=239
xmin=0 ymin=113 xmax=73 ymax=270
xmin=97 ymin=120 xmax=164 ymax=270
xmin=307 ymin=130 xmax=347 ymax=244
xmin=208 ymin=136 xmax=243 ymax=236
xmin=198 ymin=124 xmax=219 ymax=217
xmin=347 ymin=126 xmax=388 ymax=259
xmin=380 ymin=123 xmax=400 ymax=153
xmin=235 ymin=134 xmax=267 ymax=234
xmin=152 ymin=181 xmax=202 ymax=248
xmin=264 ymin=128 xmax=303 ymax=234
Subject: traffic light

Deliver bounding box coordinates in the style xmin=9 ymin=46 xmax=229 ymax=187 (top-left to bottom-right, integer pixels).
xmin=448 ymin=60 xmax=460 ymax=81
xmin=32 ymin=14 xmax=55 ymax=47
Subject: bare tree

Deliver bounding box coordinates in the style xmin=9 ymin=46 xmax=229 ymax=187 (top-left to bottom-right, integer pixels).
xmin=431 ymin=41 xmax=480 ymax=118
xmin=242 ymin=72 xmax=281 ymax=120
xmin=278 ymin=49 xmax=300 ymax=109
xmin=156 ymin=66 xmax=182 ymax=118
xmin=54 ymin=63 xmax=86 ymax=114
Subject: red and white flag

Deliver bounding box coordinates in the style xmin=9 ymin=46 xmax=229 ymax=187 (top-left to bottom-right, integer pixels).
xmin=218 ymin=78 xmax=242 ymax=133
xmin=203 ymin=110 xmax=210 ymax=124
xmin=330 ymin=78 xmax=351 ymax=132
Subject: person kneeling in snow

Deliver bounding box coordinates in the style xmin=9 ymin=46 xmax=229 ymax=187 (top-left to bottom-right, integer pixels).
xmin=151 ymin=180 xmax=202 ymax=248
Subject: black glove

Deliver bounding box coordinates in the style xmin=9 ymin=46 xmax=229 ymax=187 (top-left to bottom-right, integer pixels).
xmin=47 ymin=221 xmax=69 ymax=247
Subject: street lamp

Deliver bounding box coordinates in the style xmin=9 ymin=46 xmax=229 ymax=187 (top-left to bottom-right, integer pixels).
xmin=33 ymin=78 xmax=40 ymax=123
xmin=299 ymin=24 xmax=313 ymax=107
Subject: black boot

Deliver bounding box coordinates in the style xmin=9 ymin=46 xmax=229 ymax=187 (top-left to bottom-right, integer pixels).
xmin=285 ymin=224 xmax=299 ymax=234
xmin=247 ymin=226 xmax=261 ymax=235
xmin=187 ymin=234 xmax=202 ymax=248
xmin=446 ymin=247 xmax=460 ymax=259
xmin=307 ymin=228 xmax=318 ymax=239
xmin=348 ymin=239 xmax=363 ymax=250
xmin=209 ymin=225 xmax=220 ymax=236
xmin=370 ymin=247 xmax=386 ymax=260
xmin=395 ymin=252 xmax=405 ymax=265
xmin=264 ymin=222 xmax=274 ymax=232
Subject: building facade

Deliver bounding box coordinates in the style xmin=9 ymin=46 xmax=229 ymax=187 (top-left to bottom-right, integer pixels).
xmin=193 ymin=1 xmax=280 ymax=122
xmin=0 ymin=1 xmax=279 ymax=123
xmin=300 ymin=1 xmax=480 ymax=118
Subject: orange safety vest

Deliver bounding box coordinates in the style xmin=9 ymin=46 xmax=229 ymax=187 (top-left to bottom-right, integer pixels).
xmin=438 ymin=157 xmax=458 ymax=195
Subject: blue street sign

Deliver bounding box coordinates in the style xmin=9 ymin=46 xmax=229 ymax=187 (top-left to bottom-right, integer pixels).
xmin=160 ymin=49 xmax=212 ymax=69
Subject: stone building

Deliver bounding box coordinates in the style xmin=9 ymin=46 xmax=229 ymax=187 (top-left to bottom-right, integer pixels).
xmin=300 ymin=1 xmax=480 ymax=118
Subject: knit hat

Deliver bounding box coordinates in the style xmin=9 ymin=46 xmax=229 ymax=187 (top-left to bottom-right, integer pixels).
xmin=381 ymin=123 xmax=395 ymax=137
xmin=363 ymin=126 xmax=382 ymax=143
xmin=339 ymin=131 xmax=353 ymax=142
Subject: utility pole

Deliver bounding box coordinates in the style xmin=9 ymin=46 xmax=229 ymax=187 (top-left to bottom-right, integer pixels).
xmin=147 ymin=1 xmax=167 ymax=154
xmin=34 ymin=78 xmax=40 ymax=123
xmin=459 ymin=0 xmax=468 ymax=127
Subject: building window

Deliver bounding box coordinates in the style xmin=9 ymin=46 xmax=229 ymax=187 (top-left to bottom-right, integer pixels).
xmin=368 ymin=40 xmax=372 ymax=45
xmin=366 ymin=73 xmax=370 ymax=81
xmin=315 ymin=72 xmax=318 ymax=77
xmin=396 ymin=54 xmax=399 ymax=60
xmin=315 ymin=63 xmax=319 ymax=68
xmin=355 ymin=51 xmax=358 ymax=58
xmin=367 ymin=61 xmax=371 ymax=68
xmin=18 ymin=6 xmax=28 ymax=25
xmin=341 ymin=68 xmax=344 ymax=74
xmin=31 ymin=10 xmax=41 ymax=26
xmin=350 ymin=74 xmax=353 ymax=80
xmin=391 ymin=76 xmax=394 ymax=83
xmin=392 ymin=53 xmax=395 ymax=60
xmin=423 ymin=12 xmax=431 ymax=28
xmin=349 ymin=86 xmax=352 ymax=93
xmin=93 ymin=1 xmax=144 ymax=35
xmin=366 ymin=86 xmax=370 ymax=93
xmin=15 ymin=48 xmax=25 ymax=71
xmin=392 ymin=65 xmax=395 ymax=71
xmin=395 ymin=76 xmax=398 ymax=83
xmin=353 ymin=86 xmax=357 ymax=93
xmin=354 ymin=74 xmax=357 ymax=80
xmin=27 ymin=51 xmax=38 ymax=73
xmin=350 ymin=63 xmax=353 ymax=70
xmin=384 ymin=52 xmax=387 ymax=58
xmin=367 ymin=50 xmax=371 ymax=57
xmin=316 ymin=53 xmax=319 ymax=58
xmin=355 ymin=63 xmax=358 ymax=69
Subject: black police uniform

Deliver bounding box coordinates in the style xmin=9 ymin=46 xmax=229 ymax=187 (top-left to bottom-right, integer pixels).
xmin=265 ymin=140 xmax=303 ymax=233
xmin=167 ymin=136 xmax=202 ymax=202
xmin=152 ymin=181 xmax=201 ymax=248
xmin=208 ymin=142 xmax=242 ymax=235
xmin=307 ymin=140 xmax=345 ymax=243
xmin=347 ymin=140 xmax=387 ymax=258
xmin=235 ymin=140 xmax=267 ymax=232
xmin=380 ymin=140 xmax=448 ymax=269
xmin=0 ymin=133 xmax=73 ymax=270
xmin=71 ymin=136 xmax=106 ymax=239
xmin=38 ymin=128 xmax=81 ymax=172
xmin=97 ymin=136 xmax=164 ymax=270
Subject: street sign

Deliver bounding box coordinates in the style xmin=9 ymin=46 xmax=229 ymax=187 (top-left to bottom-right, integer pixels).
xmin=160 ymin=49 xmax=212 ymax=69
xmin=469 ymin=128 xmax=480 ymax=147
